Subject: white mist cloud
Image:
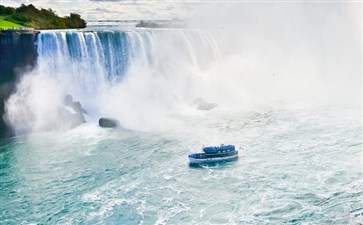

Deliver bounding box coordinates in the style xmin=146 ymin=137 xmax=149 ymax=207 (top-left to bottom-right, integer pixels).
xmin=187 ymin=2 xmax=362 ymax=105
xmin=5 ymin=73 xmax=63 ymax=133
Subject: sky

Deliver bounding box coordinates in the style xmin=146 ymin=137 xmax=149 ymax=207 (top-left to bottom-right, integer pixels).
xmin=0 ymin=1 xmax=360 ymax=23
xmin=0 ymin=0 xmax=198 ymax=20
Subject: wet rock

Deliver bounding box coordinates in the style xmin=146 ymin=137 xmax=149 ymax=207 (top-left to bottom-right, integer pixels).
xmin=61 ymin=94 xmax=86 ymax=128
xmin=99 ymin=117 xmax=119 ymax=128
xmin=0 ymin=30 xmax=39 ymax=138
xmin=64 ymin=94 xmax=87 ymax=114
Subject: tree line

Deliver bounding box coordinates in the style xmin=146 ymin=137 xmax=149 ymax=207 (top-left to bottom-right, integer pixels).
xmin=0 ymin=4 xmax=86 ymax=29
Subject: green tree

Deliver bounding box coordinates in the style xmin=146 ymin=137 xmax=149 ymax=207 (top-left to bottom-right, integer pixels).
xmin=0 ymin=4 xmax=86 ymax=29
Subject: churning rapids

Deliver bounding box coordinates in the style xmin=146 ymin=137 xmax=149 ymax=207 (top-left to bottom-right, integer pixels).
xmin=1 ymin=15 xmax=362 ymax=225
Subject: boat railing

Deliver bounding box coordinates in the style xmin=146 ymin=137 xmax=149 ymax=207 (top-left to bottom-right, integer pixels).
xmin=205 ymin=150 xmax=237 ymax=157
xmin=189 ymin=153 xmax=206 ymax=159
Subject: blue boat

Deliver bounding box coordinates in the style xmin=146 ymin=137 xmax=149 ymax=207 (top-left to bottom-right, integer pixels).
xmin=188 ymin=144 xmax=238 ymax=165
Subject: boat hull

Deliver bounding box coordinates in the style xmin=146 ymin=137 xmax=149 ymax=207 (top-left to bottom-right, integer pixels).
xmin=188 ymin=152 xmax=238 ymax=165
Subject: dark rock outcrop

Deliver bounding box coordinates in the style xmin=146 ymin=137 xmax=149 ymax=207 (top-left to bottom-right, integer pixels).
xmin=62 ymin=94 xmax=86 ymax=128
xmin=99 ymin=117 xmax=119 ymax=128
xmin=135 ymin=20 xmax=162 ymax=28
xmin=0 ymin=30 xmax=39 ymax=83
xmin=64 ymin=94 xmax=87 ymax=114
xmin=0 ymin=29 xmax=39 ymax=138
xmin=135 ymin=20 xmax=186 ymax=29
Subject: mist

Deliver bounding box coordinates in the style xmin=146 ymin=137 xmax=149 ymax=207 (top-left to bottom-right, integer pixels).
xmin=187 ymin=2 xmax=361 ymax=105
xmin=4 ymin=2 xmax=362 ymax=135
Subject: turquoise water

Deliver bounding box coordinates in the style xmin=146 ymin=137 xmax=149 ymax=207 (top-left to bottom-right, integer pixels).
xmin=1 ymin=104 xmax=362 ymax=224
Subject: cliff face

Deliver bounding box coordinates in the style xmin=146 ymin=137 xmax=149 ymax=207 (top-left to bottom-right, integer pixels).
xmin=0 ymin=29 xmax=39 ymax=138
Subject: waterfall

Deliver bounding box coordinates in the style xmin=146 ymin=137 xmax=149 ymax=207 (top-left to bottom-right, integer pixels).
xmin=5 ymin=28 xmax=223 ymax=133
xmin=5 ymin=5 xmax=360 ymax=134
xmin=36 ymin=29 xmax=221 ymax=99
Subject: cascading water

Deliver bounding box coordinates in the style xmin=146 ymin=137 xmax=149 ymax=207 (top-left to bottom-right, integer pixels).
xmin=37 ymin=29 xmax=221 ymax=91
xmin=6 ymin=29 xmax=223 ymax=134
xmin=36 ymin=31 xmax=131 ymax=91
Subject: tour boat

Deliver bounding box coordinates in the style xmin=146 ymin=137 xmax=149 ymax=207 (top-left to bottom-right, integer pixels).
xmin=188 ymin=144 xmax=238 ymax=165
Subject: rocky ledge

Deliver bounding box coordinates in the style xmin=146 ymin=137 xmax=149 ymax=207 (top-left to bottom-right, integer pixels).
xmin=0 ymin=29 xmax=39 ymax=138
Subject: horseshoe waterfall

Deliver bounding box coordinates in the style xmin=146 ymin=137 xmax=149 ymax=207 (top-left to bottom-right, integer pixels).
xmin=1 ymin=13 xmax=362 ymax=225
